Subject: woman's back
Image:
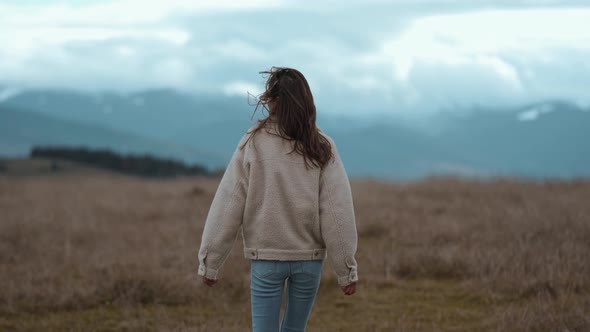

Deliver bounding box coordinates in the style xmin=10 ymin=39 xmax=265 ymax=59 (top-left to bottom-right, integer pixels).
xmin=241 ymin=120 xmax=326 ymax=257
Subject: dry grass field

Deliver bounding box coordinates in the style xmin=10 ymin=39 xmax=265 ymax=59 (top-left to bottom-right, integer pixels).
xmin=1 ymin=166 xmax=589 ymax=331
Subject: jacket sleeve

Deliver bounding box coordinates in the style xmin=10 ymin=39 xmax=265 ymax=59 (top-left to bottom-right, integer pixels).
xmin=197 ymin=133 xmax=250 ymax=280
xmin=319 ymin=137 xmax=359 ymax=287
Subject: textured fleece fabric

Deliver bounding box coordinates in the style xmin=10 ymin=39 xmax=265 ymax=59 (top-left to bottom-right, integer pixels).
xmin=197 ymin=120 xmax=359 ymax=287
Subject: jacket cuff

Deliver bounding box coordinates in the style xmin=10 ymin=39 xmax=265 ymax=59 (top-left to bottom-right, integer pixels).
xmin=337 ymin=265 xmax=358 ymax=286
xmin=198 ymin=264 xmax=219 ymax=280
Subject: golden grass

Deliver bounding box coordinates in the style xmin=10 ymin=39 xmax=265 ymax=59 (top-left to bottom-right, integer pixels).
xmin=0 ymin=173 xmax=589 ymax=331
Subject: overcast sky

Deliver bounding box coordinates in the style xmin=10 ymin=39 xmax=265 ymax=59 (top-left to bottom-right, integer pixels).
xmin=1 ymin=0 xmax=589 ymax=117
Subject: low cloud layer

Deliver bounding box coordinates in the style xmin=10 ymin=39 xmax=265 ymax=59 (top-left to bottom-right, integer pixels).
xmin=1 ymin=0 xmax=589 ymax=117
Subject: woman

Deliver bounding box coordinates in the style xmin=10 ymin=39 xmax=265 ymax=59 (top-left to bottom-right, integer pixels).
xmin=197 ymin=66 xmax=359 ymax=331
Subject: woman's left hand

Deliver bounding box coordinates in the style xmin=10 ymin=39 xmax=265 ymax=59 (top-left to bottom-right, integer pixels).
xmin=202 ymin=276 xmax=218 ymax=287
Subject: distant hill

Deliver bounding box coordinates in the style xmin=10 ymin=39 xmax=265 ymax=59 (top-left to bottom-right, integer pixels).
xmin=1 ymin=89 xmax=589 ymax=180
xmin=434 ymin=101 xmax=590 ymax=178
xmin=0 ymin=88 xmax=365 ymax=157
xmin=331 ymin=101 xmax=590 ymax=179
xmin=330 ymin=121 xmax=482 ymax=179
xmin=0 ymin=158 xmax=113 ymax=177
xmin=0 ymin=105 xmax=226 ymax=170
xmin=2 ymin=89 xmax=260 ymax=155
xmin=30 ymin=146 xmax=210 ymax=178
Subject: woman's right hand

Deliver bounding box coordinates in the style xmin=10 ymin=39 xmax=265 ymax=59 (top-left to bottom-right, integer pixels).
xmin=202 ymin=276 xmax=218 ymax=287
xmin=340 ymin=281 xmax=357 ymax=295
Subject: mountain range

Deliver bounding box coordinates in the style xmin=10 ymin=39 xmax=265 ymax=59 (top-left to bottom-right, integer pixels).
xmin=1 ymin=88 xmax=589 ymax=180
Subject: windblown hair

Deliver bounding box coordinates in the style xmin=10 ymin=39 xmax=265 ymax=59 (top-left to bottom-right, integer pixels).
xmin=240 ymin=66 xmax=333 ymax=170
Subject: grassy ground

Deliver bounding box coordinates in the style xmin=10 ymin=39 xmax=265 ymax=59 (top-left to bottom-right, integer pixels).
xmin=1 ymin=279 xmax=492 ymax=331
xmin=1 ymin=172 xmax=589 ymax=331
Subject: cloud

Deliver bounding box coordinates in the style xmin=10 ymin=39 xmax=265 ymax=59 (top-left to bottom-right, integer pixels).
xmin=518 ymin=103 xmax=555 ymax=121
xmin=223 ymin=81 xmax=263 ymax=97
xmin=210 ymin=40 xmax=268 ymax=62
xmin=0 ymin=1 xmax=589 ymax=117
xmin=0 ymin=88 xmax=22 ymax=102
xmin=375 ymin=8 xmax=590 ymax=114
xmin=0 ymin=0 xmax=285 ymax=26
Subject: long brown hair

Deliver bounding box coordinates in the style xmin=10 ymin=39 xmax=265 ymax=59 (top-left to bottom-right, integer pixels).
xmin=240 ymin=66 xmax=333 ymax=170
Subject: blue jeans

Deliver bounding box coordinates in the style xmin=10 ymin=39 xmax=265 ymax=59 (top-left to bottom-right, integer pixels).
xmin=250 ymin=259 xmax=324 ymax=332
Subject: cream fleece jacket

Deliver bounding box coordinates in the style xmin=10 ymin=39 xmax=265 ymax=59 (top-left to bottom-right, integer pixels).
xmin=197 ymin=120 xmax=359 ymax=287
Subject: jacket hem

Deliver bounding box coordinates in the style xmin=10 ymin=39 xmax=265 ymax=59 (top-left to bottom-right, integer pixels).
xmin=244 ymin=247 xmax=327 ymax=261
